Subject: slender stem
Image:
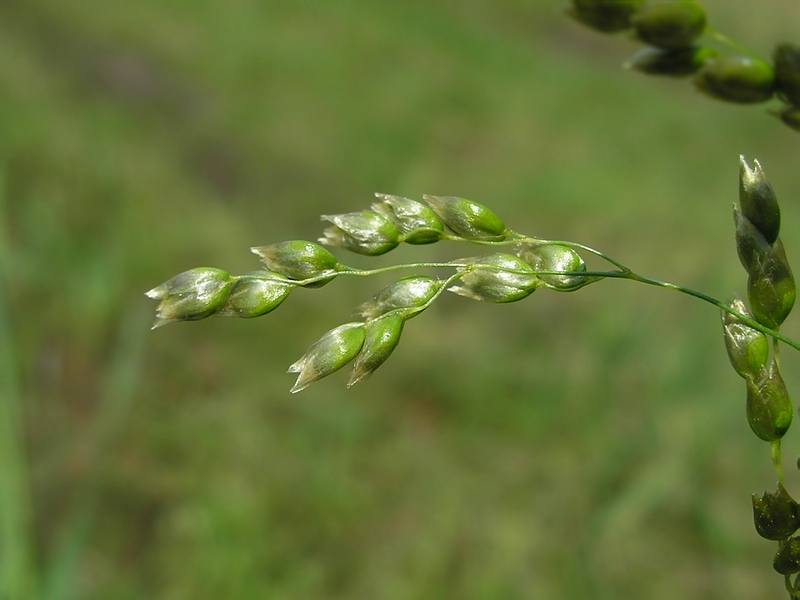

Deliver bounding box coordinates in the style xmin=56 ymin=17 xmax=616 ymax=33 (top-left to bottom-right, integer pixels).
xmin=445 ymin=233 xmax=633 ymax=272
xmin=534 ymin=239 xmax=632 ymax=273
xmin=616 ymin=271 xmax=800 ymax=351
xmin=772 ymin=440 xmax=786 ymax=486
xmin=234 ymin=262 xmax=469 ymax=287
xmin=480 ymin=263 xmax=800 ymax=350
xmin=236 ymin=238 xmax=800 ymax=350
xmin=704 ymin=26 xmax=763 ymax=59
xmin=336 ymin=262 xmax=470 ymax=279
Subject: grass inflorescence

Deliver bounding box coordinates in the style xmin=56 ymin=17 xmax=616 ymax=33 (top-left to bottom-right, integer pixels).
xmin=148 ymin=156 xmax=800 ymax=595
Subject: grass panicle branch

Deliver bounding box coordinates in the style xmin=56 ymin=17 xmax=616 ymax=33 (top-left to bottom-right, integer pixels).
xmin=147 ymin=158 xmax=800 ymax=391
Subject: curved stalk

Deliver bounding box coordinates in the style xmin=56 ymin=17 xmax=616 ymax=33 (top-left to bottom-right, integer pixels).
xmin=235 ymin=249 xmax=800 ymax=351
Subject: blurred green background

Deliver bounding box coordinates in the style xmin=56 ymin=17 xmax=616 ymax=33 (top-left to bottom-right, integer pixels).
xmin=3 ymin=1 xmax=800 ymax=598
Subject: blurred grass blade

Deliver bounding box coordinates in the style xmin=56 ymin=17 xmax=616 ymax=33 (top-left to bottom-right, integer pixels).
xmin=42 ymin=306 xmax=147 ymax=600
xmin=0 ymin=171 xmax=39 ymax=599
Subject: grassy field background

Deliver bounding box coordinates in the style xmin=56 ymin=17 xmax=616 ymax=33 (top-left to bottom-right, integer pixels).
xmin=3 ymin=1 xmax=800 ymax=598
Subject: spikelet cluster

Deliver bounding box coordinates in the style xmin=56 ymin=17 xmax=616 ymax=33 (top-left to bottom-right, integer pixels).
xmin=147 ymin=193 xmax=595 ymax=392
xmin=721 ymin=157 xmax=800 ymax=582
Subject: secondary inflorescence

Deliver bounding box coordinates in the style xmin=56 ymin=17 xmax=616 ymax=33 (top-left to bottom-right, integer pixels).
xmin=567 ymin=0 xmax=800 ymax=131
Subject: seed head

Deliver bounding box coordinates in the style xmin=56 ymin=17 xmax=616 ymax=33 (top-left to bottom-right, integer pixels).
xmin=353 ymin=276 xmax=444 ymax=320
xmin=320 ymin=211 xmax=401 ymax=256
xmin=625 ymin=45 xmax=716 ymax=77
xmin=721 ymin=299 xmax=770 ymax=379
xmin=775 ymin=105 xmax=800 ymax=132
xmin=288 ymin=322 xmax=366 ymax=393
xmin=752 ymin=484 xmax=800 ymax=542
xmin=567 ymin=0 xmax=644 ymax=33
xmin=747 ymin=240 xmax=796 ymax=330
xmin=372 ymin=194 xmax=444 ymax=245
xmin=693 ymin=56 xmax=776 ymax=104
xmin=631 ymin=1 xmax=706 ymax=50
xmin=146 ymin=267 xmax=233 ymax=329
xmin=773 ymin=536 xmax=800 ymax=575
xmin=734 ymin=206 xmax=771 ymax=275
xmin=422 ymin=195 xmax=509 ymax=241
xmin=739 ymin=156 xmax=780 ymax=245
xmin=217 ymin=271 xmax=294 ymax=318
xmin=251 ymin=240 xmax=342 ymax=287
xmin=449 ymin=253 xmax=539 ymax=303
xmin=348 ymin=313 xmax=405 ymax=387
xmin=773 ymin=43 xmax=800 ymax=106
xmin=746 ymin=361 xmax=793 ymax=442
xmin=516 ymin=242 xmax=591 ymax=291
